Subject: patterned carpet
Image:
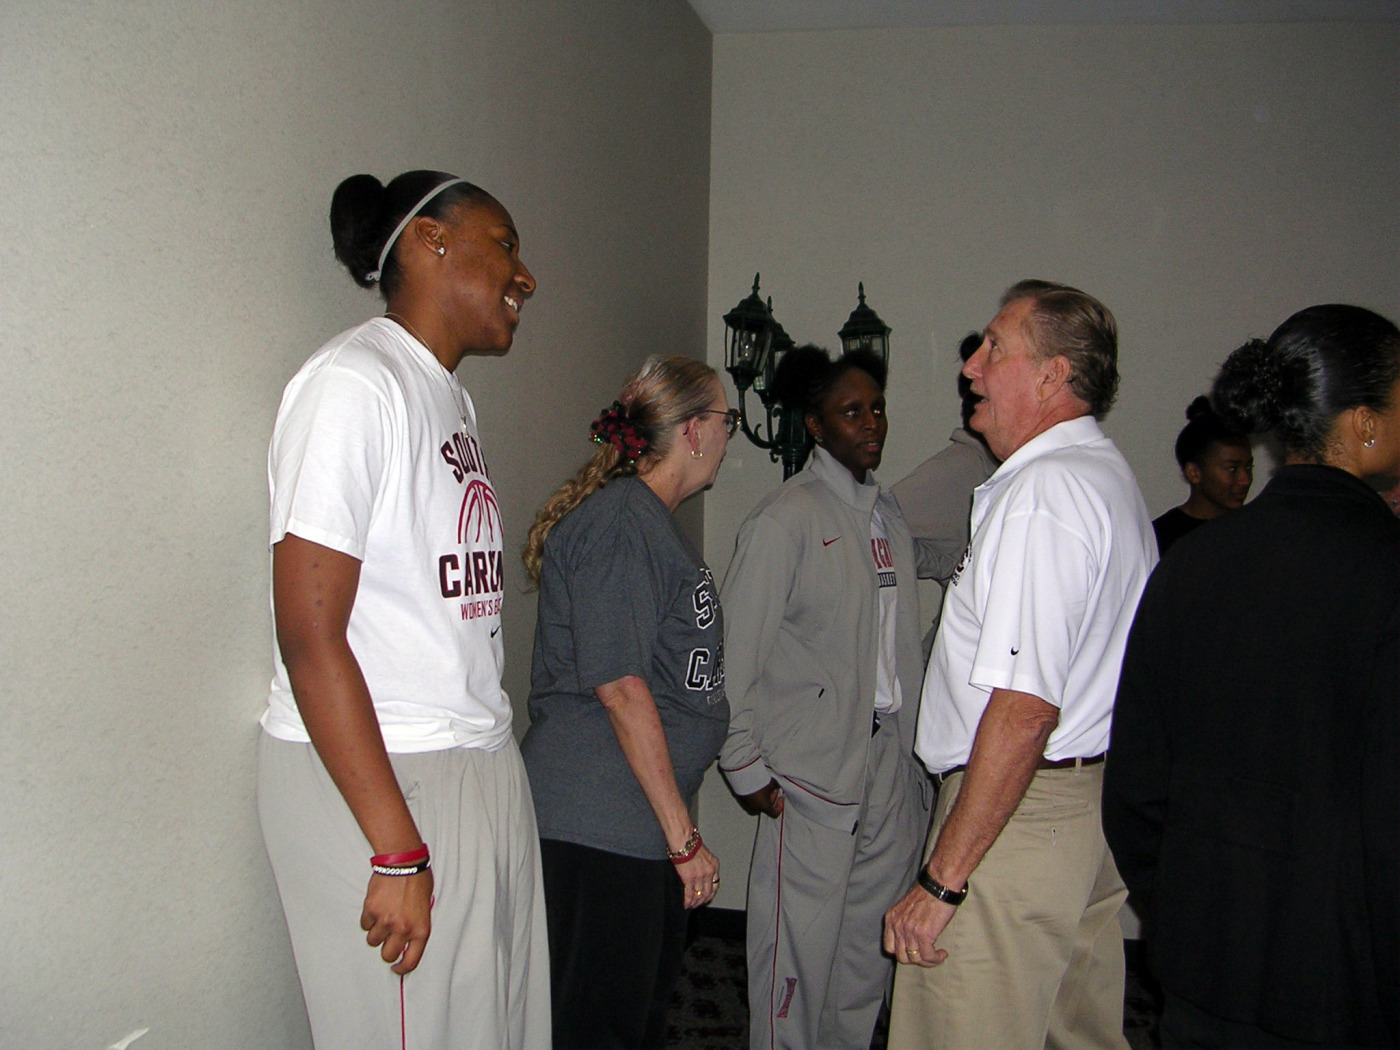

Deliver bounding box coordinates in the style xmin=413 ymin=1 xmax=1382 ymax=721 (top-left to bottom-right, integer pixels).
xmin=666 ymin=909 xmax=1161 ymax=1049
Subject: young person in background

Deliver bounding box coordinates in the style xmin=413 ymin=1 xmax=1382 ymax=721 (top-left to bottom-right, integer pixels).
xmin=1152 ymin=392 xmax=1253 ymax=556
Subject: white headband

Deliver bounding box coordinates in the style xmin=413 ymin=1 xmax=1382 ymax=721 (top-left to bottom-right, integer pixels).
xmin=367 ymin=177 xmax=467 ymax=284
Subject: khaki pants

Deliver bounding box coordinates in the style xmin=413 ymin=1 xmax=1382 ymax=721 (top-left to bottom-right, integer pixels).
xmin=258 ymin=733 xmax=551 ymax=1050
xmin=888 ymin=763 xmax=1128 ymax=1050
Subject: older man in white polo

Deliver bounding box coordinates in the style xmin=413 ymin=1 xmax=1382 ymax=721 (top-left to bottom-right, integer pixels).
xmin=883 ymin=280 xmax=1156 ymax=1050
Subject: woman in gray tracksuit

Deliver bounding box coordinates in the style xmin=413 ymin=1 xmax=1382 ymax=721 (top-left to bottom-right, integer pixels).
xmin=720 ymin=345 xmax=957 ymax=1050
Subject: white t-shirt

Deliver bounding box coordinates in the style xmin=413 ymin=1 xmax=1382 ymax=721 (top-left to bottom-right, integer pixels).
xmin=261 ymin=318 xmax=513 ymax=753
xmin=915 ymin=416 xmax=1156 ymax=773
xmin=870 ymin=506 xmax=902 ymax=715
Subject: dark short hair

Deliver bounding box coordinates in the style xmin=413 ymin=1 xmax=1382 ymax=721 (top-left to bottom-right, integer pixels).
xmin=1214 ymin=305 xmax=1400 ymax=459
xmin=1002 ymin=279 xmax=1119 ymax=418
xmin=770 ymin=344 xmax=887 ymax=418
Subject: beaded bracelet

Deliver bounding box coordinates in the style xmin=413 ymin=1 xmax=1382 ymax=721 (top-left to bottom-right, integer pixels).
xmin=666 ymin=827 xmax=703 ymax=865
xmin=372 ymin=859 xmax=432 ymax=877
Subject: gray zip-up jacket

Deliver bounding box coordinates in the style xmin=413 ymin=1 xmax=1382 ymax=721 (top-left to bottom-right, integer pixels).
xmin=719 ymin=447 xmax=959 ymax=830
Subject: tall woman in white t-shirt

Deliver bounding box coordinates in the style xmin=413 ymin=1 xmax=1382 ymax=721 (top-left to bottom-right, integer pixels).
xmin=520 ymin=356 xmax=733 ymax=1049
xmin=718 ymin=345 xmax=932 ymax=1050
xmin=259 ymin=170 xmax=547 ymax=1049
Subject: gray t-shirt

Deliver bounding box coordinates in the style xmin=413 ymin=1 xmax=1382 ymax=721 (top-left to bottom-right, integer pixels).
xmin=522 ymin=477 xmax=729 ymax=860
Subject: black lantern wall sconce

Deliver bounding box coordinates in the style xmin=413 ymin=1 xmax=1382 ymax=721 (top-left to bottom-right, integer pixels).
xmin=722 ymin=275 xmax=891 ymax=479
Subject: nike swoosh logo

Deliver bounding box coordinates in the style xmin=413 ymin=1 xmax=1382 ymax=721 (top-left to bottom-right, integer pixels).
xmin=1010 ymin=646 xmax=1020 ymax=655
xmin=822 ymin=536 xmax=841 ymax=546
xmin=491 ymin=625 xmax=501 ymax=637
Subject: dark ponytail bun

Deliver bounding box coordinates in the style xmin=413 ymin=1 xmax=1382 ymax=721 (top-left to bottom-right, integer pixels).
xmin=1213 ymin=306 xmax=1400 ymax=459
xmin=1213 ymin=338 xmax=1288 ymax=437
xmin=330 ymin=174 xmax=390 ymax=290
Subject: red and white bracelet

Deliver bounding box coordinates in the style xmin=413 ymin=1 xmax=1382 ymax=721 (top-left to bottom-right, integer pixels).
xmin=371 ymin=844 xmax=431 ymax=877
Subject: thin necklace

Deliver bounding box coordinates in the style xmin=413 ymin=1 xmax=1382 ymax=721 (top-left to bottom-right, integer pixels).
xmin=385 ymin=312 xmax=469 ymax=435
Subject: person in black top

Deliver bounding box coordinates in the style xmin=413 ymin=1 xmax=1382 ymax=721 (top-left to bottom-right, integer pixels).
xmin=1105 ymin=304 xmax=1400 ymax=1049
xmin=1151 ymin=391 xmax=1253 ymax=556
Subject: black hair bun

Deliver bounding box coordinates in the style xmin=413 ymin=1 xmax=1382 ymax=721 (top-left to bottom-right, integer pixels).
xmin=1213 ymin=337 xmax=1278 ymax=436
xmin=330 ymin=174 xmax=389 ymax=288
xmin=1185 ymin=395 xmax=1214 ymax=423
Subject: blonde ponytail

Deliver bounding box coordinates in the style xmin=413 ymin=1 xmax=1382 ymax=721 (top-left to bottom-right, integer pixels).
xmin=522 ymin=444 xmax=630 ymax=584
xmin=522 ymin=355 xmax=717 ymax=585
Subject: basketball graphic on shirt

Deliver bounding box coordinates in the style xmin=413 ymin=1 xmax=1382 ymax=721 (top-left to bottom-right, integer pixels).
xmin=459 ymin=478 xmax=503 ymax=544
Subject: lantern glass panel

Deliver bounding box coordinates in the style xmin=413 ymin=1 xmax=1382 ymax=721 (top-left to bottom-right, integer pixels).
xmin=730 ymin=328 xmax=760 ymax=372
xmin=753 ymin=341 xmax=775 ymax=394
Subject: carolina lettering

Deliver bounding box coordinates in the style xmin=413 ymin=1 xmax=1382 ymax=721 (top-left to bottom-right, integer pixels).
xmin=439 ymin=550 xmax=504 ymax=599
xmin=685 ymin=648 xmax=713 ymax=691
xmin=439 ymin=554 xmax=462 ymax=597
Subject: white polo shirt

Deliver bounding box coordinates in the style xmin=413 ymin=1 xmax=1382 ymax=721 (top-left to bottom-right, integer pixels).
xmin=915 ymin=416 xmax=1156 ymax=774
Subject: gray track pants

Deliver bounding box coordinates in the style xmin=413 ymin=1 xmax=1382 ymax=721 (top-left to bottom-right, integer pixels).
xmin=745 ymin=714 xmax=931 ymax=1050
xmin=258 ymin=733 xmax=551 ymax=1050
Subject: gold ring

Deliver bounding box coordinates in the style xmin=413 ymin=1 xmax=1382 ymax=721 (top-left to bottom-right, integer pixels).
xmin=908 ymin=949 xmax=920 ymax=957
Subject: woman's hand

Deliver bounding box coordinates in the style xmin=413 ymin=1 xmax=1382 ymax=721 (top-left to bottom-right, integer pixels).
xmin=736 ymin=778 xmax=785 ymax=818
xmin=595 ymin=675 xmax=724 ymax=909
xmin=675 ymin=845 xmax=720 ymax=909
xmin=361 ymin=868 xmax=435 ymax=975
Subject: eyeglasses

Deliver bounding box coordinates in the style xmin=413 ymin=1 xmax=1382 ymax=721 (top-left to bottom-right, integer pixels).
xmin=698 ymin=408 xmax=741 ymax=438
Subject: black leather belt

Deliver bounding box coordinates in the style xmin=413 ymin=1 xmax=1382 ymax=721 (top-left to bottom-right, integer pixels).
xmin=934 ymin=752 xmax=1104 ymax=785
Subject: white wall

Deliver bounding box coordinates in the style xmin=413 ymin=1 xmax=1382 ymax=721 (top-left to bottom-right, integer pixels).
xmin=699 ymin=20 xmax=1400 ymax=909
xmin=0 ymin=2 xmax=710 ymax=1046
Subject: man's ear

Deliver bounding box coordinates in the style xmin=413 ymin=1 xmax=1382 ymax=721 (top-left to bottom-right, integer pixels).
xmin=805 ymin=411 xmax=823 ymax=444
xmin=1183 ymin=462 xmax=1203 ymax=486
xmin=1037 ymin=354 xmax=1072 ymax=402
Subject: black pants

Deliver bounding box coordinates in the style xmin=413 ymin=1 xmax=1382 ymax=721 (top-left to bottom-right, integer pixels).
xmin=541 ymin=838 xmax=688 ymax=1050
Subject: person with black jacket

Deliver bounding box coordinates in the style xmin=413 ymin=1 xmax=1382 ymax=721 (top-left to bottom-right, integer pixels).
xmin=1105 ymin=304 xmax=1400 ymax=1049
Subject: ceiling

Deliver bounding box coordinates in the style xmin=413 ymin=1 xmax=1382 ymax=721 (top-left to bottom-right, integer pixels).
xmin=686 ymin=0 xmax=1400 ymax=34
